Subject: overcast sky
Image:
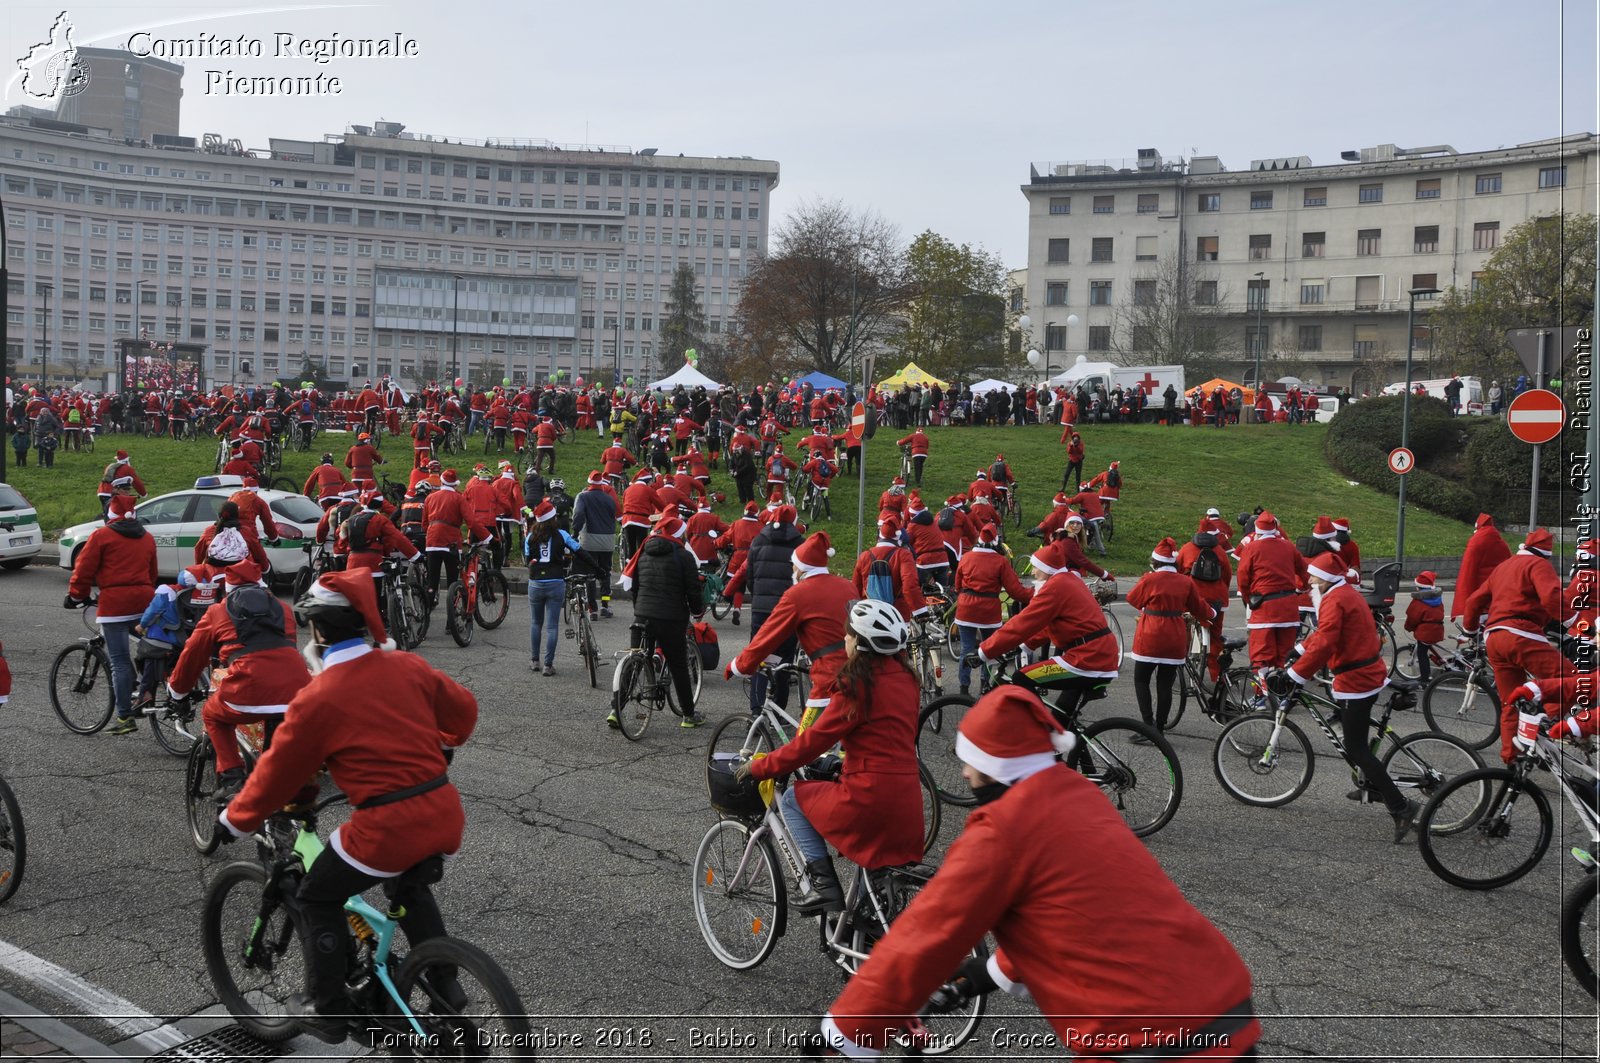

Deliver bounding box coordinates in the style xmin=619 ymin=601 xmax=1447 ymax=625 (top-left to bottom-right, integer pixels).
xmin=5 ymin=0 xmax=1596 ymax=265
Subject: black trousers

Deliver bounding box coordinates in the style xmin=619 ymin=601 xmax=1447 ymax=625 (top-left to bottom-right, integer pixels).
xmin=576 ymin=549 xmax=614 ymax=606
xmin=1062 ymin=460 xmax=1082 ymax=490
xmin=1339 ymin=694 xmax=1407 ymax=813
xmin=634 ymin=618 xmax=696 ymax=714
xmin=425 ymin=549 xmax=460 ymax=599
xmin=911 ymin=454 xmax=926 ymax=486
xmin=1133 ymin=660 xmax=1179 ymax=730
xmin=297 ymin=845 xmax=448 ymax=1010
xmin=747 ymin=612 xmax=797 ymax=714
xmin=621 ymin=525 xmax=648 ymax=568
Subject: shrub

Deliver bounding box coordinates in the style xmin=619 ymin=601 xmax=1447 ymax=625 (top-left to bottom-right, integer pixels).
xmin=1461 ymin=416 xmax=1580 ymax=525
xmin=1326 ymin=397 xmax=1480 ymax=522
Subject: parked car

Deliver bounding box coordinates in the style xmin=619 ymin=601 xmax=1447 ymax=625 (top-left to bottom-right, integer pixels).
xmin=0 ymin=483 xmax=43 ymax=571
xmin=57 ymin=476 xmax=319 ymax=582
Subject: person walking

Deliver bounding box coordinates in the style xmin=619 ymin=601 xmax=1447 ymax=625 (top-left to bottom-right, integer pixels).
xmin=1451 ymin=513 xmax=1511 ymax=620
xmin=523 ymin=500 xmax=583 ymax=675
xmin=952 ymin=523 xmax=1033 ymax=696
xmin=571 ymin=471 xmax=618 ymax=619
xmin=1126 ymin=538 xmax=1215 ymax=735
xmin=64 ymin=496 xmax=159 ymax=735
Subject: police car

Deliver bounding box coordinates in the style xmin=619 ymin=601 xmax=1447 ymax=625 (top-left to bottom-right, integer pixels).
xmin=0 ymin=483 xmax=44 ymax=570
xmin=57 ymin=475 xmax=320 ymax=582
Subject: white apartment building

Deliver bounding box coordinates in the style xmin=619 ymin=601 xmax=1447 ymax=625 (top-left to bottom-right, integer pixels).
xmin=4 ymin=107 xmax=777 ymax=391
xmin=1020 ymin=134 xmax=1598 ymax=391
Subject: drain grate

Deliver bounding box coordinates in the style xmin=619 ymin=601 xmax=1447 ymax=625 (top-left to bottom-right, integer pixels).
xmin=144 ymin=1023 xmax=287 ymax=1062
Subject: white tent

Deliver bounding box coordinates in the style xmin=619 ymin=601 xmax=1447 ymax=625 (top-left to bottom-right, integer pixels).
xmin=1048 ymin=357 xmax=1120 ymax=388
xmin=648 ymin=363 xmax=723 ymax=391
xmin=969 ymin=378 xmax=1017 ymax=396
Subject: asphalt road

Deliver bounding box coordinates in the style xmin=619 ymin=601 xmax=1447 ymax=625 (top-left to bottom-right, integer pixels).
xmin=0 ymin=562 xmax=1595 ymax=1061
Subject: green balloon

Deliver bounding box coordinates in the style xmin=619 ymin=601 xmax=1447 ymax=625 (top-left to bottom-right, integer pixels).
xmin=684 ymin=348 xmax=697 ymax=360
xmin=626 ymin=376 xmax=635 ymax=386
xmin=502 ymin=376 xmax=511 ymax=386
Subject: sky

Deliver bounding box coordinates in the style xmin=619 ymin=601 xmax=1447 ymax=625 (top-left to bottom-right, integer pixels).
xmin=4 ymin=0 xmax=1597 ymax=266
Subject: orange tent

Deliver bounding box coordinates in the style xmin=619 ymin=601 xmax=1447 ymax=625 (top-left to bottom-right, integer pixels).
xmin=1192 ymin=378 xmax=1255 ymax=404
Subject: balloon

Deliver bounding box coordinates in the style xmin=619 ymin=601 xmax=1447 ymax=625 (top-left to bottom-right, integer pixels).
xmin=502 ymin=376 xmax=511 ymax=386
xmin=454 ymin=377 xmax=464 ymax=387
xmin=576 ymin=377 xmax=585 ymax=387
xmin=1066 ymin=314 xmax=1080 ymax=327
xmin=1017 ymin=315 xmax=1032 ymax=331
xmin=1026 ymin=349 xmax=1041 ymax=367
xmin=626 ymin=376 xmax=635 ymax=386
xmin=684 ymin=348 xmax=697 ymax=362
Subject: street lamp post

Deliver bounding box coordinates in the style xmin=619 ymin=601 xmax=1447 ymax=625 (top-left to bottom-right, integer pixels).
xmin=613 ymin=318 xmax=622 ymax=388
xmin=450 ymin=275 xmax=462 ymax=386
xmin=1251 ymin=271 xmax=1265 ymax=414
xmin=1396 ymin=286 xmax=1441 ymax=572
xmin=37 ymin=282 xmax=53 ymax=383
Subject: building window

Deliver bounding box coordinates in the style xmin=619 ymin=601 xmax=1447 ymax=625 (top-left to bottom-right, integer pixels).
xmin=1087 ymin=325 xmax=1111 ymax=351
xmin=1248 ymin=234 xmax=1272 ymax=261
xmin=1473 ymin=221 xmax=1500 ymax=250
xmin=1302 ymin=231 xmax=1326 ymax=258
xmin=1415 ymin=178 xmax=1441 ymax=199
xmin=1089 ymin=280 xmax=1112 ymax=306
xmin=1195 ymin=235 xmax=1218 ymax=262
xmin=1135 ymin=235 xmax=1158 ymax=261
xmin=1133 ymin=279 xmax=1156 ymax=306
xmin=1090 ymin=237 xmax=1114 ymax=263
xmin=1475 ymin=173 xmax=1502 ymax=194
xmin=1300 ymin=281 xmax=1325 ymax=305
xmin=1358 ymin=183 xmax=1383 ymax=204
xmin=1137 ymin=193 xmax=1159 ymax=214
xmin=1245 ymin=326 xmax=1269 ymax=356
xmin=1048 ymin=196 xmax=1071 ymax=215
xmin=1414 ymin=225 xmax=1439 ymax=254
xmin=1193 ymin=280 xmax=1218 ymax=306
xmin=1093 ymin=195 xmax=1114 ymax=214
xmin=1539 ymin=165 xmax=1566 ymax=188
xmin=1045 ymin=282 xmax=1069 ymax=306
xmin=1197 ymin=193 xmax=1220 ymax=212
xmin=1044 ymin=324 xmax=1066 ymax=351
xmin=1303 ymin=186 xmax=1327 ymax=207
xmin=1298 ymin=325 xmax=1323 ymax=352
xmin=1250 ymin=191 xmax=1273 ymax=210
xmin=1356 ymin=228 xmax=1381 ymax=256
xmin=1411 ymin=274 xmax=1438 ymax=296
xmin=1246 ymin=278 xmax=1269 ymax=309
xmin=1471 ymin=270 xmax=1486 ymax=292
xmin=1047 ymin=238 xmax=1070 ymax=263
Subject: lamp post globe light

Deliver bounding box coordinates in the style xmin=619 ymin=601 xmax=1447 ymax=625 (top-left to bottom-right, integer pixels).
xmin=1395 ymin=285 xmax=1441 ymax=570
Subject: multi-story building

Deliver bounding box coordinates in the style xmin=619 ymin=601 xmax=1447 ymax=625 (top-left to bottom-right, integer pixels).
xmin=3 ymin=65 xmax=777 ymax=392
xmin=1020 ymin=134 xmax=1597 ymax=391
xmin=56 ymin=46 xmax=183 ymax=142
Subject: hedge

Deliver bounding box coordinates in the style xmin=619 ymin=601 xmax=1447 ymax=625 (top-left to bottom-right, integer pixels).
xmin=1325 ymin=396 xmax=1481 ymax=522
xmin=1461 ymin=416 xmax=1581 ymax=526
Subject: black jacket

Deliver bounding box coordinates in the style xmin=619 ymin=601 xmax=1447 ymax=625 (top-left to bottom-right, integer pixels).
xmin=745 ymin=521 xmax=803 ymax=616
xmin=631 ymin=536 xmax=704 ymax=622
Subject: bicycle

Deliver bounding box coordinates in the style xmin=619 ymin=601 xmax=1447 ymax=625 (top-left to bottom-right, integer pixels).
xmin=899 ymin=445 xmax=914 ymax=483
xmin=611 ymin=623 xmax=703 ymax=740
xmin=1562 ymin=847 xmax=1600 ymax=999
xmin=1211 ymin=677 xmax=1482 ymax=810
xmin=1089 ymin=576 xmax=1124 ymax=653
xmin=0 ymin=696 xmax=24 ymax=903
xmin=201 ymin=792 xmax=532 ymax=1051
xmin=444 ymin=543 xmax=510 ymax=647
xmin=291 ymin=541 xmax=334 ymax=601
xmin=700 ymin=554 xmax=734 ymax=622
xmin=184 ymin=720 xmax=268 ymax=855
xmin=692 ymin=758 xmax=984 ymax=1055
xmin=1418 ymin=629 xmax=1502 ymax=750
xmin=801 ymin=479 xmax=832 ymax=522
xmin=382 ymin=558 xmax=431 ymax=651
xmin=561 ymin=575 xmax=602 ymax=688
xmin=1416 ymin=705 xmax=1599 ymax=890
xmin=918 ymin=652 xmax=1184 ymax=838
xmin=1171 ymin=623 xmax=1258 ymax=731
xmin=214 ymin=436 xmax=231 ymax=474
xmin=993 ymin=483 xmax=1023 ymax=530
xmin=1101 ymin=500 xmax=1114 ymax=543
xmin=907 ymin=608 xmax=947 ymax=709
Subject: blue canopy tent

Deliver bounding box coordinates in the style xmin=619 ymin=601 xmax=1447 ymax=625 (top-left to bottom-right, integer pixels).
xmin=793 ymin=370 xmax=848 ymax=391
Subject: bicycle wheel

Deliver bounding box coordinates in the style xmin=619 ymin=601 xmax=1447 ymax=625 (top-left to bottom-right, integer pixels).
xmin=185 ymin=737 xmax=223 ymax=855
xmin=577 ymin=612 xmax=598 ymax=688
xmin=707 ymin=712 xmax=779 ymax=763
xmin=49 ymin=643 xmax=115 ymax=735
xmin=390 ymin=587 xmax=416 ymax=650
xmin=614 ymin=656 xmax=654 ymax=742
xmin=201 ymin=860 xmax=307 ymax=1042
xmin=474 ymin=569 xmax=510 ymax=629
xmin=1218 ymin=666 xmax=1267 ymax=721
xmin=919 ymin=762 xmax=942 ymax=856
xmin=1393 ymin=641 xmax=1424 ymax=682
xmin=1099 ymin=508 xmax=1110 ymax=541
xmin=392 ymin=936 xmax=534 ymax=1059
xmin=1561 ymin=872 xmax=1600 ymax=1000
xmin=1417 ymin=767 xmax=1551 ymax=890
xmin=1166 ymin=667 xmax=1189 ymax=731
xmin=445 ymin=581 xmax=473 ymax=647
xmin=710 ymin=584 xmax=732 ymax=621
xmin=917 ymin=695 xmax=978 ymax=808
xmin=1380 ymin=730 xmax=1483 ymax=806
xmin=290 ymin=564 xmax=315 ymax=601
xmin=404 ymin=580 xmax=431 ymax=644
xmin=0 ymin=777 xmax=26 ymax=904
xmin=872 ymin=869 xmax=986 ymax=1056
xmin=1101 ymin=607 xmax=1124 ymax=653
xmin=672 ymin=636 xmax=703 ymax=711
xmin=1422 ymin=670 xmax=1501 ymax=750
xmin=1074 ymin=718 xmax=1183 ymax=837
xmin=1376 ymin=622 xmax=1399 ymax=675
xmin=150 ymin=696 xmax=202 ymax=757
xmin=692 ymin=818 xmax=785 ymax=970
xmin=269 ymin=475 xmax=297 ymax=495
xmin=1212 ymin=712 xmax=1314 ymax=807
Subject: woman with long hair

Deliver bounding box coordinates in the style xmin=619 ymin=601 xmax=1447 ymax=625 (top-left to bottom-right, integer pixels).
xmin=523 ymin=499 xmax=581 ymax=676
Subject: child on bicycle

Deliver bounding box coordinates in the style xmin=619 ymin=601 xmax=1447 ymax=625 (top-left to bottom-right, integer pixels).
xmin=1404 ymin=571 xmax=1445 ymax=683
xmin=132 ymin=579 xmax=186 ymax=709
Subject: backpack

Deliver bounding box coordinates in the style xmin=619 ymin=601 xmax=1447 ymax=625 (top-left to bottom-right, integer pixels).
xmin=866 ymin=547 xmax=899 ymax=605
xmin=208 ymin=526 xmax=250 ymax=564
xmin=937 ymin=507 xmax=956 ymax=532
xmin=990 ymin=460 xmax=1007 ymax=482
xmin=326 ymin=501 xmax=359 ymax=543
xmin=342 ymin=510 xmax=377 ymax=552
xmin=1189 ymin=533 xmax=1223 ymax=583
xmin=1106 ymin=467 xmax=1122 ymax=488
xmin=223 ymin=584 xmax=292 ymax=657
xmin=691 ymin=620 xmax=720 ymax=669
xmin=816 ymin=457 xmax=835 ymax=480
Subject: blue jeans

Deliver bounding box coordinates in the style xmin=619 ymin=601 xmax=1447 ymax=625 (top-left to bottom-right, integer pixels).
xmin=467 ymin=410 xmax=483 ymax=436
xmin=101 ymin=619 xmax=136 ymax=719
xmin=958 ymin=624 xmax=995 ymax=690
xmin=780 ymin=784 xmax=828 ymax=863
xmin=528 ymin=580 xmax=564 ymax=666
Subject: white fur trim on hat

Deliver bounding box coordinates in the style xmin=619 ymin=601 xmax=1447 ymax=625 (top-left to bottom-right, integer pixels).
xmin=1306 ymin=554 xmax=1346 ymax=585
xmin=955 ymin=731 xmax=1072 ymax=785
xmin=307 ymin=579 xmax=352 ymax=608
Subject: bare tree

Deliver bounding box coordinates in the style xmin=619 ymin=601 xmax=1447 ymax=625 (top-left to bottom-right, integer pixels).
xmin=1110 ymin=251 xmax=1241 ymax=378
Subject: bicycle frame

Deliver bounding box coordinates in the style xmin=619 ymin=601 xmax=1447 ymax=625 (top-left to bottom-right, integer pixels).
xmin=1526 ymin=735 xmax=1600 ymax=844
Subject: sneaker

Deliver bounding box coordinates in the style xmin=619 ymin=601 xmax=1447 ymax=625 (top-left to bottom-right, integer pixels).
xmin=1392 ymin=799 xmax=1422 ymax=844
xmin=679 ymin=712 xmax=707 ymax=729
xmin=133 ymin=690 xmax=156 ymax=711
xmin=106 ymin=715 xmax=138 ymax=736
xmin=289 ymin=994 xmax=350 ymax=1045
xmin=214 ymin=767 xmax=246 ymax=803
xmin=589 ymin=612 xmax=599 ymax=622
xmin=731 ymin=610 xmax=741 ymax=626
xmin=959 ymin=685 xmax=969 ymax=696
xmin=531 ymin=661 xmax=542 ymax=674
xmin=606 ymin=710 xmax=621 ymax=730
xmin=600 ymin=606 xmax=613 ymax=619
xmin=542 ymin=664 xmax=555 ymax=677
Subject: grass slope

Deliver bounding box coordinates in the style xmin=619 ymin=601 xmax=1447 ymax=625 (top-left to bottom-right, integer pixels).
xmin=10 ymin=422 xmax=1474 ymax=572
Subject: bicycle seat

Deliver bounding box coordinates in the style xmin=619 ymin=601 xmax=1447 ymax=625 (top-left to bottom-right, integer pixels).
xmin=384 ymin=854 xmax=445 ymax=896
xmin=1222 ymin=637 xmax=1247 ymax=651
xmin=1387 ymin=676 xmax=1421 ymax=693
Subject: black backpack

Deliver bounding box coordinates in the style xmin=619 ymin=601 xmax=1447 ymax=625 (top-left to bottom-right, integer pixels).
xmin=938 ymin=507 xmax=957 ymax=532
xmin=342 ymin=510 xmax=377 ymax=552
xmin=1189 ymin=533 xmax=1223 ymax=583
xmin=224 ymin=585 xmax=292 ymax=657
xmin=1107 ymin=467 xmax=1122 ymax=489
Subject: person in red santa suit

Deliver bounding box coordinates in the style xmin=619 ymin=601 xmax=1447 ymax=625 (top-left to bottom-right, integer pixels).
xmin=1178 ymin=521 xmax=1233 ymax=681
xmin=1127 ymin=537 xmax=1215 ymax=733
xmin=1234 ymin=511 xmax=1307 ymax=677
xmin=738 ymin=599 xmax=924 ymax=915
xmin=685 ymin=500 xmax=730 ymax=568
xmin=811 ymin=685 xmax=1260 ymax=1059
xmin=340 ymin=491 xmax=424 ymax=620
xmin=1025 ymin=492 xmax=1073 ymax=541
xmin=1451 ymin=513 xmax=1512 ymax=620
xmin=1505 ymin=673 xmax=1600 ymax=760
xmin=877 ymin=477 xmax=909 ymax=524
xmin=1460 ymin=527 xmax=1565 ymax=764
xmin=1028 ymin=516 xmax=1110 ymax=586
xmin=851 ymin=516 xmax=928 ymax=623
xmin=726 ymin=531 xmax=855 ymax=725
xmin=976 ymin=565 xmax=1121 ymax=720
xmin=303 ymin=453 xmax=348 ymax=507
xmin=720 ymin=501 xmax=765 ymax=626
xmin=217 ymin=570 xmax=477 ymax=1043
xmin=421 ymin=469 xmax=492 ymax=602
xmin=1277 ymin=552 xmax=1420 ymax=842
xmin=166 ymin=560 xmax=310 ymax=796
xmin=953 ymin=523 xmax=1033 ymax=696
xmin=1330 ymin=516 xmax=1362 ymax=586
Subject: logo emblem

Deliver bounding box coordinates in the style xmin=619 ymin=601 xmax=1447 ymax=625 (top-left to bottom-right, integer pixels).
xmin=17 ymin=11 xmax=91 ymax=102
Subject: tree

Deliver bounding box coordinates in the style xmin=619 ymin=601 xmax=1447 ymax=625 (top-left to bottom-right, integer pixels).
xmin=296 ymin=355 xmax=328 ymax=382
xmin=408 ymin=356 xmax=443 ymax=389
xmin=468 ymin=358 xmax=504 ymax=390
xmin=658 ymin=264 xmax=707 ymax=373
xmin=889 ymin=231 xmax=1010 ymax=380
xmin=1109 ymin=251 xmax=1241 ymax=379
xmin=731 ymin=198 xmax=907 ymax=380
xmin=1432 ymin=212 xmax=1596 ymax=383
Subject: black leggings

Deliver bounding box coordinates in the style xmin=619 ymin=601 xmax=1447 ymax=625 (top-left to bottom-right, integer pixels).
xmin=1339 ymin=694 xmax=1407 ymax=814
xmin=635 ymin=618 xmax=695 ymax=714
xmin=1133 ymin=660 xmax=1179 ymax=731
xmin=425 ymin=549 xmax=460 ymax=598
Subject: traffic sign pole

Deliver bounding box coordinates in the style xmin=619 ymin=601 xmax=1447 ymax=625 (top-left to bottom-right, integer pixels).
xmin=1530 ymin=331 xmax=1549 ymax=528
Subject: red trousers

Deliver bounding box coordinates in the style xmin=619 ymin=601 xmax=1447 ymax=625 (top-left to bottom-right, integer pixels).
xmin=1247 ymin=626 xmax=1296 ymax=671
xmin=413 ymin=445 xmax=431 ymax=469
xmin=203 ymin=697 xmax=282 ymax=773
xmin=1486 ymin=630 xmax=1563 ymax=764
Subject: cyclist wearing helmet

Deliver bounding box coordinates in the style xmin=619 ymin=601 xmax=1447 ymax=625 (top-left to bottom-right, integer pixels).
xmin=304 ymin=454 xmax=348 ymax=506
xmin=218 ymin=570 xmax=477 ymax=1044
xmin=739 ymin=598 xmax=924 ymax=914
xmin=343 ymin=433 xmax=385 ymax=490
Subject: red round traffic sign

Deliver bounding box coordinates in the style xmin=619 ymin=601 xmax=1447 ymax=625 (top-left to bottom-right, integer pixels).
xmin=1506 ymin=389 xmax=1566 ymax=445
xmin=850 ymin=401 xmax=867 ymax=440
xmin=1388 ymin=447 xmax=1415 ymax=475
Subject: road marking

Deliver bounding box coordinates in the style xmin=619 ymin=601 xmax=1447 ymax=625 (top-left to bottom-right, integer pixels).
xmin=0 ymin=938 xmax=187 ymax=1048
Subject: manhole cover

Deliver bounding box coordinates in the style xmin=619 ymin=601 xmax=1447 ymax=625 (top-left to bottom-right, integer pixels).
xmin=144 ymin=1023 xmax=286 ymax=1062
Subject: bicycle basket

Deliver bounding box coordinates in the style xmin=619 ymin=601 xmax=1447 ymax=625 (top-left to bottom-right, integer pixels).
xmin=708 ymin=754 xmax=765 ymax=818
xmin=1092 ymin=581 xmax=1118 ymax=605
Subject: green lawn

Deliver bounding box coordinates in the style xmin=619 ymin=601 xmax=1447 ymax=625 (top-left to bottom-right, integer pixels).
xmin=9 ymin=421 xmax=1475 ymax=573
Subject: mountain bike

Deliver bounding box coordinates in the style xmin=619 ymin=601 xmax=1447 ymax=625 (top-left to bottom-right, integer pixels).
xmin=919 ymin=652 xmax=1183 ymax=837
xmin=1562 ymin=848 xmax=1600 ymax=999
xmin=611 ymin=624 xmax=703 ymax=740
xmin=202 ymin=793 xmax=532 ymax=1052
xmin=0 ymin=709 xmax=24 ymax=903
xmin=693 ymin=757 xmax=983 ymax=1055
xmin=292 ymin=541 xmax=334 ymax=601
xmin=702 ymin=552 xmax=733 ymax=622
xmin=445 ymin=543 xmax=509 ymax=647
xmin=1171 ymin=624 xmax=1258 ymax=731
xmin=1419 ymin=630 xmax=1501 ymax=750
xmin=907 ymin=612 xmax=947 ymax=709
xmin=561 ymin=575 xmax=601 ymax=688
xmin=184 ymin=720 xmax=269 ymax=856
xmin=1212 ymin=677 xmax=1482 ymax=810
xmin=382 ymin=559 xmax=431 ymax=651
xmin=993 ymin=483 xmax=1023 ymax=530
xmin=1416 ymin=706 xmax=1600 ymax=890
xmin=1089 ymin=576 xmax=1124 ymax=652
xmin=801 ymin=480 xmax=832 ymax=522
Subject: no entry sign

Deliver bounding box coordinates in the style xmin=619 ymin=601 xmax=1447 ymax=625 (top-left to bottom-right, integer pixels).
xmin=850 ymin=401 xmax=867 ymax=440
xmin=1506 ymin=389 xmax=1566 ymax=445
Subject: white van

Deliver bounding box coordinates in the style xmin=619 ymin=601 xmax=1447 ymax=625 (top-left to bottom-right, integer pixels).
xmin=1380 ymin=376 xmax=1484 ymax=413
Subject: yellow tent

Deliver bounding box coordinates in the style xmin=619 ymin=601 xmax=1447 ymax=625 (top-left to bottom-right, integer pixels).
xmin=878 ymin=362 xmax=949 ymax=389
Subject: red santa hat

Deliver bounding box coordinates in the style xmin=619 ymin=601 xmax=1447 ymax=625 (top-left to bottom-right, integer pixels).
xmin=1577 ymin=539 xmax=1600 ymax=560
xmin=1064 ymin=511 xmax=1085 ymax=527
xmin=1521 ymin=527 xmax=1553 ymax=557
xmin=1306 ymin=553 xmax=1347 ymax=585
xmin=743 ymin=501 xmax=760 ymax=516
xmin=792 ymin=531 xmax=836 ymax=575
xmin=774 ymin=504 xmax=798 ymax=525
xmin=498 ymin=460 xmax=514 ymax=475
xmin=655 ymin=515 xmax=687 ymax=540
xmin=242 ymin=476 xmax=261 ymax=491
xmin=1053 ymin=493 xmax=1070 ymax=507
xmin=1331 ymin=517 xmax=1350 ymax=533
xmin=956 ymin=687 xmax=1076 ymax=784
xmin=115 ymin=449 xmax=130 ymax=461
xmin=586 ymin=470 xmax=605 ymax=487
xmin=224 ymin=559 xmax=263 ymax=588
xmin=107 ymin=495 xmax=139 ymax=521
xmin=978 ymin=523 xmax=1001 ymax=546
xmin=1152 ymin=537 xmax=1179 ymax=567
xmin=907 ymin=492 xmax=926 ymax=514
xmin=528 ymin=500 xmax=557 ymax=523
xmin=878 ymin=515 xmax=901 ymax=539
xmin=305 ymin=569 xmax=394 ymax=650
xmin=440 ymin=469 xmax=460 ymax=487
xmin=428 ymin=459 xmax=442 ymax=471
xmin=635 ymin=468 xmax=655 ymax=482
xmin=1474 ymin=513 xmax=1496 ymax=530
xmin=1312 ymin=516 xmax=1337 ymax=541
xmin=1254 ymin=510 xmax=1280 ymax=535
xmin=1414 ymin=570 xmax=1438 ymax=590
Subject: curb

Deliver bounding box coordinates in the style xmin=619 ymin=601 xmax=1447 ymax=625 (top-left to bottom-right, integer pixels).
xmin=0 ymin=986 xmax=128 ymax=1060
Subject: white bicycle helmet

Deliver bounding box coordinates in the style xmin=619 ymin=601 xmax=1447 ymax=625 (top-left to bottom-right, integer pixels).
xmin=847 ymin=599 xmax=909 ymax=655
